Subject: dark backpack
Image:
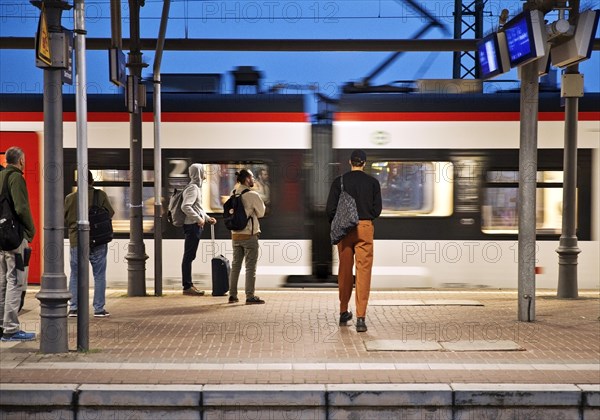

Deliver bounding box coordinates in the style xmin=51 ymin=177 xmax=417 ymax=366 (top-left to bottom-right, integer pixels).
xmin=89 ymin=189 xmax=113 ymax=248
xmin=0 ymin=172 xmax=23 ymax=251
xmin=223 ymin=189 xmax=251 ymax=231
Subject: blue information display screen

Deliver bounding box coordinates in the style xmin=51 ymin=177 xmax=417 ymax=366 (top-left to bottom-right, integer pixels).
xmin=478 ymin=38 xmax=499 ymax=78
xmin=504 ymin=15 xmax=533 ymax=66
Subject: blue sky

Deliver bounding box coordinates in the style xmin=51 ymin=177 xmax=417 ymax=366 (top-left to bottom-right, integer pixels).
xmin=1 ymin=0 xmax=599 ymax=98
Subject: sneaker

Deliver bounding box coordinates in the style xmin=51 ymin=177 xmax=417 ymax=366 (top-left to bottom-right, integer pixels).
xmin=68 ymin=309 xmax=78 ymax=318
xmin=356 ymin=317 xmax=368 ymax=333
xmin=245 ymin=296 xmax=265 ymax=305
xmin=183 ymin=286 xmax=205 ymax=296
xmin=93 ymin=310 xmax=111 ymax=318
xmin=339 ymin=311 xmax=353 ymax=324
xmin=228 ymin=296 xmax=239 ymax=303
xmin=1 ymin=330 xmax=36 ymax=342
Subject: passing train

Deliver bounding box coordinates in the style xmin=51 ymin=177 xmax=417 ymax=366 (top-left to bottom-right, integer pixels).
xmin=1 ymin=88 xmax=598 ymax=290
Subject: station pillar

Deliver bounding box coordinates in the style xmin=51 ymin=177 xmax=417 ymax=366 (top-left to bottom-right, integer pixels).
xmin=125 ymin=0 xmax=148 ymax=297
xmin=32 ymin=0 xmax=72 ymax=353
xmin=556 ymin=68 xmax=582 ymax=299
xmin=517 ymin=59 xmax=539 ymax=322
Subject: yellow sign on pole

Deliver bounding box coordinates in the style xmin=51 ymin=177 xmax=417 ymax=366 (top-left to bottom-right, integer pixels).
xmin=36 ymin=4 xmax=52 ymax=66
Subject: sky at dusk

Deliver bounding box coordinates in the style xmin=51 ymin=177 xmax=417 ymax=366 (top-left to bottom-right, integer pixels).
xmin=0 ymin=0 xmax=599 ymax=100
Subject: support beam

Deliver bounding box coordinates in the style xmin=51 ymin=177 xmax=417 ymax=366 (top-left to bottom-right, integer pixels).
xmin=2 ymin=37 xmax=598 ymax=52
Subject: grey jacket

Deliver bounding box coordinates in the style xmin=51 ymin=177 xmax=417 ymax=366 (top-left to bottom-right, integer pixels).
xmin=181 ymin=163 xmax=210 ymax=225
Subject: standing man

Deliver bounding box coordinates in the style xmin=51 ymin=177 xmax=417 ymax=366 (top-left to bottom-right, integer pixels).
xmin=326 ymin=150 xmax=382 ymax=332
xmin=65 ymin=171 xmax=114 ymax=318
xmin=0 ymin=147 xmax=36 ymax=341
xmin=181 ymin=163 xmax=216 ymax=296
xmin=228 ymin=169 xmax=266 ymax=305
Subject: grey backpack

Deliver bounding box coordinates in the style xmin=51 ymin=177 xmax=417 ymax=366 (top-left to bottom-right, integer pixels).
xmin=167 ymin=185 xmax=191 ymax=227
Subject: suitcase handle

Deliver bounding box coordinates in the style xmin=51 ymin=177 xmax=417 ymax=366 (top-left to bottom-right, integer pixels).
xmin=210 ymin=223 xmax=216 ymax=257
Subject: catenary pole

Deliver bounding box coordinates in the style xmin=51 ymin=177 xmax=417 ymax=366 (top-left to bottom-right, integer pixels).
xmin=125 ymin=0 xmax=148 ymax=297
xmin=556 ymin=2 xmax=581 ymax=299
xmin=33 ymin=0 xmax=71 ymax=353
xmin=152 ymin=0 xmax=170 ymax=297
xmin=74 ymin=0 xmax=90 ymax=351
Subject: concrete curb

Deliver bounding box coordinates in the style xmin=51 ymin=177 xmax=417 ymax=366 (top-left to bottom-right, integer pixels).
xmin=1 ymin=383 xmax=599 ymax=419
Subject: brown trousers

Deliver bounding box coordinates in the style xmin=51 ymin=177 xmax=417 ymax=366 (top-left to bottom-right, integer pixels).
xmin=337 ymin=220 xmax=374 ymax=318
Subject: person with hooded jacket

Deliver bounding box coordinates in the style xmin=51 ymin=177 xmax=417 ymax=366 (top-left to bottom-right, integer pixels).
xmin=180 ymin=163 xmax=216 ymax=296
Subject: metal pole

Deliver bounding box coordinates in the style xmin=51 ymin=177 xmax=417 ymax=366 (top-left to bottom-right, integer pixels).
xmin=153 ymin=77 xmax=163 ymax=297
xmin=153 ymin=0 xmax=170 ymax=297
xmin=74 ymin=0 xmax=90 ymax=351
xmin=33 ymin=0 xmax=72 ymax=353
xmin=557 ymin=67 xmax=582 ymax=298
xmin=125 ymin=0 xmax=148 ymax=297
xmin=556 ymin=1 xmax=581 ymax=299
xmin=452 ymin=0 xmax=462 ymax=78
xmin=517 ymin=60 xmax=539 ymax=322
xmin=110 ymin=0 xmax=122 ymax=49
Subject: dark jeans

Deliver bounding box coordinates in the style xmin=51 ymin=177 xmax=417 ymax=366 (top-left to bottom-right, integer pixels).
xmin=181 ymin=223 xmax=203 ymax=289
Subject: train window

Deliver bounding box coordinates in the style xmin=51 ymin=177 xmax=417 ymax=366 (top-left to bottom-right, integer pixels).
xmin=102 ymin=186 xmax=156 ymax=233
xmin=202 ymin=163 xmax=271 ymax=214
xmin=486 ymin=171 xmax=564 ymax=183
xmin=76 ymin=169 xmax=155 ymax=183
xmin=165 ymin=161 xmax=271 ymax=215
xmin=370 ymin=161 xmax=453 ymax=217
xmin=482 ymin=170 xmax=568 ymax=235
xmin=74 ymin=169 xmax=156 ymax=234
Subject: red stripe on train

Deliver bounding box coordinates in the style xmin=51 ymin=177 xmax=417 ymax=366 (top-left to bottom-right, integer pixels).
xmin=3 ymin=111 xmax=598 ymax=122
xmin=0 ymin=112 xmax=309 ymax=123
xmin=334 ymin=111 xmax=600 ymax=122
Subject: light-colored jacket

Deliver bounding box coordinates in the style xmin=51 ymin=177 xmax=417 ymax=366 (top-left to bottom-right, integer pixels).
xmin=231 ymin=185 xmax=266 ymax=236
xmin=181 ymin=163 xmax=210 ymax=225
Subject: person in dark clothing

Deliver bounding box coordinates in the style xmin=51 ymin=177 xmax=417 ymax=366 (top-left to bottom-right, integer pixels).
xmin=326 ymin=149 xmax=382 ymax=333
xmin=65 ymin=171 xmax=115 ymax=318
xmin=180 ymin=163 xmax=216 ymax=296
xmin=0 ymin=147 xmax=36 ymax=341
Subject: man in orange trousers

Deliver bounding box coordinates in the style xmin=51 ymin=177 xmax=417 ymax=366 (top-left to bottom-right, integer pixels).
xmin=326 ymin=150 xmax=382 ymax=332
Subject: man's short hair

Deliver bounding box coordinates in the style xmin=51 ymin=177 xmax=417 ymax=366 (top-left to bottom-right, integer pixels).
xmin=87 ymin=170 xmax=95 ymax=186
xmin=5 ymin=147 xmax=24 ymax=165
xmin=350 ymin=149 xmax=367 ymax=166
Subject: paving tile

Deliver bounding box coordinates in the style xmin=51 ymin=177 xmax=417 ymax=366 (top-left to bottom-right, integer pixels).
xmin=440 ymin=340 xmax=523 ymax=351
xmin=369 ymin=300 xmax=426 ymax=306
xmin=365 ymin=340 xmax=443 ymax=351
xmin=422 ymin=300 xmax=484 ymax=306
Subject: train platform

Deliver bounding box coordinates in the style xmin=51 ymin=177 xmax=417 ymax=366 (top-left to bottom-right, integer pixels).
xmin=1 ymin=287 xmax=599 ymax=418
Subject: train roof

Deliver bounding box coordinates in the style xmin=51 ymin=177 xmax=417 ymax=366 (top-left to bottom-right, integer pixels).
xmin=336 ymin=92 xmax=600 ymax=113
xmin=0 ymin=93 xmax=307 ymax=114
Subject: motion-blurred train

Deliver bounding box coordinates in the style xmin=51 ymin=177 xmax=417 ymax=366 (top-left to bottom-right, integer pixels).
xmin=1 ymin=88 xmax=598 ymax=290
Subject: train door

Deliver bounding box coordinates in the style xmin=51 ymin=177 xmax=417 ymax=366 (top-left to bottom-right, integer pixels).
xmin=0 ymin=132 xmax=42 ymax=284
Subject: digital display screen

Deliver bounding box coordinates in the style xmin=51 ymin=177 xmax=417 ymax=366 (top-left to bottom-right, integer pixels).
xmin=476 ymin=32 xmax=509 ymax=79
xmin=504 ymin=14 xmax=533 ymax=66
xmin=477 ymin=38 xmax=499 ymax=78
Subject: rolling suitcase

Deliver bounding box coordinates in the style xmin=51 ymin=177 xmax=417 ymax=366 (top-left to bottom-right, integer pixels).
xmin=210 ymin=224 xmax=230 ymax=296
